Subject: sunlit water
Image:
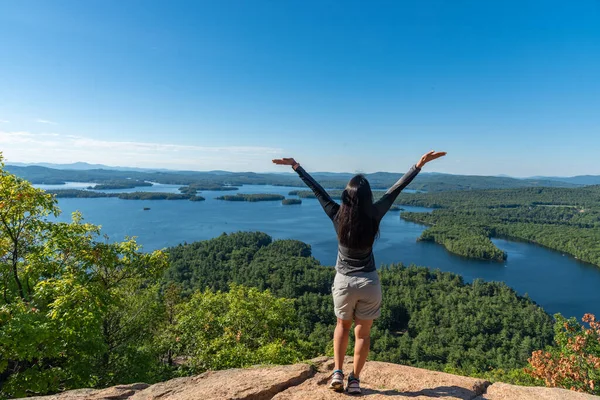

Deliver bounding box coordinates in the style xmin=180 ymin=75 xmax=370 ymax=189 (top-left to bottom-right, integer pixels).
xmin=38 ymin=183 xmax=600 ymax=319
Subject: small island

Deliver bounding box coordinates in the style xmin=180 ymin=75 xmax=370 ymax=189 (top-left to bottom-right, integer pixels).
xmin=89 ymin=180 xmax=153 ymax=190
xmin=36 ymin=179 xmax=68 ymax=185
xmin=292 ymin=190 xmax=346 ymax=200
xmin=282 ymin=198 xmax=302 ymax=205
xmin=388 ymin=205 xmax=404 ymax=211
xmin=118 ymin=192 xmax=192 ymax=200
xmin=216 ymin=194 xmax=285 ymax=202
xmin=48 ymin=190 xmax=205 ymax=201
xmin=179 ymin=184 xmax=239 ymax=196
xmin=48 ymin=189 xmax=115 ymax=198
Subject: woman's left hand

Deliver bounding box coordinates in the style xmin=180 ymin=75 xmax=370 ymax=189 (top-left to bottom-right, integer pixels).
xmin=272 ymin=158 xmax=298 ymax=167
xmin=416 ymin=151 xmax=446 ymax=168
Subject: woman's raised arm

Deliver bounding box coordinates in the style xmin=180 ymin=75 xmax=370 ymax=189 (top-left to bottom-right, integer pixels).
xmin=273 ymin=158 xmax=339 ymax=220
xmin=374 ymin=151 xmax=446 ymax=220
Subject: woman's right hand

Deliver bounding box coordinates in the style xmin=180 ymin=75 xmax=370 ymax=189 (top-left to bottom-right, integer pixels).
xmin=272 ymin=158 xmax=298 ymax=167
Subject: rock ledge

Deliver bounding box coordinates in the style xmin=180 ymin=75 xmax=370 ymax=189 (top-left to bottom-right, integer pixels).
xmin=28 ymin=357 xmax=599 ymax=399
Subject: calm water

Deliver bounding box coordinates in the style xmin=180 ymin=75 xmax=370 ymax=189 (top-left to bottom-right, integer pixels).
xmin=40 ymin=183 xmax=600 ymax=319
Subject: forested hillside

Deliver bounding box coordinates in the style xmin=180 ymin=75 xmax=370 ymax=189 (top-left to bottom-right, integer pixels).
xmin=397 ymin=186 xmax=600 ymax=266
xmin=166 ymin=232 xmax=554 ymax=374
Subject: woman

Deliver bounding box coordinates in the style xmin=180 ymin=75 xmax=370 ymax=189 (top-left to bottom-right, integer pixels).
xmin=272 ymin=150 xmax=446 ymax=394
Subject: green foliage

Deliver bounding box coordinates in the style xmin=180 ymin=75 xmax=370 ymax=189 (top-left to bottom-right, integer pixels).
xmin=395 ymin=186 xmax=600 ymax=266
xmin=46 ymin=189 xmax=112 ymax=198
xmin=371 ymin=266 xmax=553 ymax=373
xmin=395 ymin=186 xmax=600 ymax=208
xmin=165 ymin=231 xmax=337 ymax=355
xmin=0 ymin=157 xmax=169 ymax=397
xmin=294 ymin=191 xmax=317 ymax=198
xmin=90 ymin=180 xmax=152 ymax=190
xmin=179 ymin=184 xmax=238 ymax=195
xmin=47 ymin=189 xmax=205 ymax=201
xmin=215 ymin=193 xmax=285 ymax=202
xmin=406 ymin=219 xmax=507 ymax=261
xmin=282 ymin=198 xmax=302 ymax=205
xmin=166 ymin=232 xmax=333 ymax=298
xmin=165 ymin=232 xmax=555 ymax=375
xmin=160 ymin=285 xmax=311 ymax=373
xmin=117 ymin=192 xmax=192 ymax=200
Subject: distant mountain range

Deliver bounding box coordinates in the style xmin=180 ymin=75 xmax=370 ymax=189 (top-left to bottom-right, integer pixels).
xmin=5 ymin=162 xmax=598 ymax=192
xmin=527 ymin=175 xmax=600 ymax=185
xmin=6 ymin=162 xmax=257 ymax=176
xmin=9 ymin=161 xmax=600 ymax=184
xmin=6 ymin=161 xmax=170 ymax=173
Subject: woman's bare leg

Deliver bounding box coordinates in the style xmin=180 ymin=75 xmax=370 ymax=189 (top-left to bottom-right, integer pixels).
xmin=333 ymin=318 xmax=353 ymax=371
xmin=353 ymin=318 xmax=373 ymax=378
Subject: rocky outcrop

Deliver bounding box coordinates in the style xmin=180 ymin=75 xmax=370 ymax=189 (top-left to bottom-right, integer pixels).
xmin=273 ymin=357 xmax=489 ymax=399
xmin=26 ymin=384 xmax=151 ymax=400
xmin=475 ymin=382 xmax=597 ymax=400
xmin=130 ymin=363 xmax=313 ymax=400
xmin=28 ymin=357 xmax=600 ymax=399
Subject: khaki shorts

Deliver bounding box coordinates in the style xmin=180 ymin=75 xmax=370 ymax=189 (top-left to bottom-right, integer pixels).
xmin=331 ymin=270 xmax=382 ymax=320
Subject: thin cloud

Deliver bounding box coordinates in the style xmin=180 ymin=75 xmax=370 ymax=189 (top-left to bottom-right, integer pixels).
xmin=36 ymin=119 xmax=58 ymax=125
xmin=0 ymin=130 xmax=283 ymax=171
xmin=0 ymin=120 xmax=9 ymax=123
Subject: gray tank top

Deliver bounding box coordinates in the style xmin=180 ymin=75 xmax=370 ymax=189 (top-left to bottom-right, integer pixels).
xmin=336 ymin=245 xmax=376 ymax=275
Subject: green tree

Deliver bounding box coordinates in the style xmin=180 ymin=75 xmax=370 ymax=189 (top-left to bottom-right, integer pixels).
xmin=164 ymin=284 xmax=311 ymax=374
xmin=0 ymin=156 xmax=168 ymax=397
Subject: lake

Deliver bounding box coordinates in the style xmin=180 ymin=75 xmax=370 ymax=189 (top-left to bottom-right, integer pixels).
xmin=39 ymin=182 xmax=600 ymax=319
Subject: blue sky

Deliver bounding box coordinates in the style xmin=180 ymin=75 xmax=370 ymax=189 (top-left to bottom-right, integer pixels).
xmin=1 ymin=0 xmax=599 ymax=176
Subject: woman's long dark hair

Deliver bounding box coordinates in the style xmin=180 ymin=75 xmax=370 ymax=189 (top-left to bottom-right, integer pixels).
xmin=335 ymin=174 xmax=380 ymax=249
